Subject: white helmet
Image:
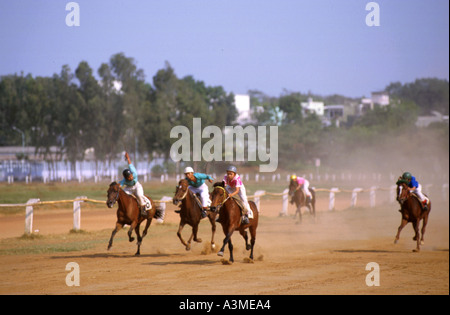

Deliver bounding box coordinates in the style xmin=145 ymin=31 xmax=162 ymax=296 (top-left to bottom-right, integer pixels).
xmin=184 ymin=167 xmax=194 ymax=174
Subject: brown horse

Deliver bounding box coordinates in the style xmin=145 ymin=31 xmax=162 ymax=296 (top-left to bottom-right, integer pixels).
xmin=106 ymin=181 xmax=163 ymax=256
xmin=210 ymin=182 xmax=259 ymax=263
xmin=288 ymin=179 xmax=316 ymax=222
xmin=395 ymin=182 xmax=431 ymax=252
xmin=172 ymin=179 xmax=217 ymax=251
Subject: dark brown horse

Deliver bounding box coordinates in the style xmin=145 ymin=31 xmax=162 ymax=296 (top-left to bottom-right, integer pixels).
xmin=210 ymin=182 xmax=259 ymax=263
xmin=395 ymin=182 xmax=431 ymax=252
xmin=288 ymin=179 xmax=316 ymax=222
xmin=172 ymin=179 xmax=217 ymax=251
xmin=106 ymin=181 xmax=163 ymax=256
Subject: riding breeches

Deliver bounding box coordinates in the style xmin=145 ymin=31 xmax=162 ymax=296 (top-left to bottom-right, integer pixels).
xmin=188 ymin=183 xmax=211 ymax=208
xmin=225 ymin=185 xmax=253 ymax=219
xmin=409 ymin=184 xmax=429 ymax=203
xmin=301 ymin=180 xmax=312 ymax=198
xmin=123 ymin=181 xmax=145 ymax=207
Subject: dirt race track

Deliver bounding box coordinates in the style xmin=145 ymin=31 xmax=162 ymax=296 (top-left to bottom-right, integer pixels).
xmin=0 ymin=195 xmax=448 ymax=295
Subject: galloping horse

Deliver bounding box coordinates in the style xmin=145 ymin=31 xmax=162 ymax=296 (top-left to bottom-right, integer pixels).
xmin=210 ymin=182 xmax=259 ymax=263
xmin=173 ymin=179 xmax=217 ymax=251
xmin=288 ymin=179 xmax=316 ymax=222
xmin=106 ymin=181 xmax=163 ymax=256
xmin=395 ymin=182 xmax=431 ymax=252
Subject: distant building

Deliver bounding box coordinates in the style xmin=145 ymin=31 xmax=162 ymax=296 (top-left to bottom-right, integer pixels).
xmin=358 ymin=91 xmax=390 ymax=115
xmin=301 ymin=97 xmax=324 ymax=116
xmin=371 ymin=91 xmax=390 ymax=106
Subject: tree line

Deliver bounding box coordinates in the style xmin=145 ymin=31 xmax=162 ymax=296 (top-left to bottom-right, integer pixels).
xmin=1 ymin=52 xmax=448 ymax=175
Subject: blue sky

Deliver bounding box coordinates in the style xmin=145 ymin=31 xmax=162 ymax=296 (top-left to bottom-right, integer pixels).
xmin=0 ymin=0 xmax=448 ymax=98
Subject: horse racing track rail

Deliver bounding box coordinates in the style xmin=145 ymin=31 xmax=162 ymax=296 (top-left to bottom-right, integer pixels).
xmin=1 ymin=183 xmax=448 ymax=236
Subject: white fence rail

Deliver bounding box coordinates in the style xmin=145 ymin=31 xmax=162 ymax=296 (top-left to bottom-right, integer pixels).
xmin=0 ymin=183 xmax=448 ymax=236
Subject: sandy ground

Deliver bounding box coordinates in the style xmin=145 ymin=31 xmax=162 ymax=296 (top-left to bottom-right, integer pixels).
xmin=0 ymin=194 xmax=448 ymax=295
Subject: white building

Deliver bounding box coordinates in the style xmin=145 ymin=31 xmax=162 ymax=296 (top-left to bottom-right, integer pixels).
xmin=301 ymin=97 xmax=324 ymax=116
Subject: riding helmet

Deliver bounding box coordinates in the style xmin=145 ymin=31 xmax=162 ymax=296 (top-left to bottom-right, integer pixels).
xmin=227 ymin=165 xmax=237 ymax=173
xmin=402 ymin=172 xmax=412 ymax=180
xmin=123 ymin=169 xmax=132 ymax=179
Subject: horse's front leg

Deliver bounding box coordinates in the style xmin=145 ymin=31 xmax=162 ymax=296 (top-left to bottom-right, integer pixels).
xmin=128 ymin=221 xmax=137 ymax=243
xmin=394 ymin=218 xmax=408 ymax=244
xmin=108 ymin=222 xmax=123 ymax=250
xmin=177 ymin=222 xmax=189 ymax=249
xmin=209 ymin=215 xmax=217 ymax=250
xmin=192 ymin=223 xmax=202 ymax=243
xmin=218 ymin=231 xmax=233 ymax=258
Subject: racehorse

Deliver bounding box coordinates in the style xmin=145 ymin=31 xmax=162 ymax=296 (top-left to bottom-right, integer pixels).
xmin=395 ymin=182 xmax=431 ymax=252
xmin=106 ymin=181 xmax=163 ymax=256
xmin=172 ymin=179 xmax=217 ymax=251
xmin=210 ymin=182 xmax=259 ymax=263
xmin=288 ymin=179 xmax=316 ymax=222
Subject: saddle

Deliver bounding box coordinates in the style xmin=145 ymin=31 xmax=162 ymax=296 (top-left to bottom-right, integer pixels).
xmin=411 ymin=193 xmax=429 ymax=211
xmin=123 ymin=191 xmax=152 ymax=210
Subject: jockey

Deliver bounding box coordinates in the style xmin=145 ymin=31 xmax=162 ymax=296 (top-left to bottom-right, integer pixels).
xmin=223 ymin=166 xmax=253 ymax=225
xmin=398 ymin=172 xmax=429 ymax=210
xmin=290 ymin=175 xmax=312 ymax=203
xmin=184 ymin=167 xmax=213 ymax=218
xmin=119 ymin=152 xmax=149 ymax=217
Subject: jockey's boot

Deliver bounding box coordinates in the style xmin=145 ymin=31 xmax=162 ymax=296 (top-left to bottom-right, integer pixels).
xmin=201 ymin=207 xmax=208 ymax=218
xmin=306 ymin=196 xmax=312 ymax=204
xmin=241 ymin=215 xmax=250 ymax=225
xmin=140 ymin=206 xmax=147 ymax=217
xmin=422 ymin=200 xmax=428 ymax=211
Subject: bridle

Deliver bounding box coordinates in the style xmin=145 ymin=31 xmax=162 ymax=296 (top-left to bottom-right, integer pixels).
xmin=212 ymin=186 xmax=230 ymax=211
xmin=108 ymin=184 xmax=121 ymax=206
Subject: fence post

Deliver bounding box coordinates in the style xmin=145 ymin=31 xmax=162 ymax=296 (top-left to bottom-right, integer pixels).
xmin=25 ymin=198 xmax=40 ymax=235
xmin=370 ymin=186 xmax=377 ymax=208
xmin=253 ymin=190 xmax=265 ymax=211
xmin=350 ymin=188 xmax=363 ymax=208
xmin=73 ymin=196 xmax=86 ymax=231
xmin=329 ymin=188 xmax=339 ymax=211
xmin=279 ymin=188 xmax=289 ymax=216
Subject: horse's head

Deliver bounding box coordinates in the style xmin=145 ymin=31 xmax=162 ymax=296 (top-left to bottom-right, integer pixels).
xmin=288 ymin=180 xmax=298 ymax=197
xmin=396 ymin=181 xmax=410 ymax=205
xmin=106 ymin=182 xmax=120 ymax=208
xmin=210 ymin=182 xmax=228 ymax=213
xmin=173 ymin=179 xmax=189 ymax=206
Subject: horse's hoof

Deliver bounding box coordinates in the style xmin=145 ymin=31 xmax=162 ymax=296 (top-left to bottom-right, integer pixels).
xmin=246 ymin=245 xmax=251 ymax=250
xmin=394 ymin=239 xmax=398 ymax=244
xmin=194 ymin=238 xmax=202 ymax=243
xmin=243 ymin=257 xmax=254 ymax=264
xmin=217 ymin=251 xmax=224 ymax=257
xmin=413 ymin=248 xmax=420 ymax=252
xmin=185 ymin=245 xmax=191 ymax=251
xmin=135 ymin=252 xmax=140 ymax=256
xmin=211 ymin=243 xmax=216 ymax=249
xmin=420 ymin=241 xmax=425 ymax=245
xmin=129 ymin=237 xmax=135 ymax=242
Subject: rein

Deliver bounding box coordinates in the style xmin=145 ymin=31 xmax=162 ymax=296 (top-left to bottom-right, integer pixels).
xmin=214 ymin=186 xmax=230 ymax=209
xmin=110 ymin=185 xmax=121 ymax=205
